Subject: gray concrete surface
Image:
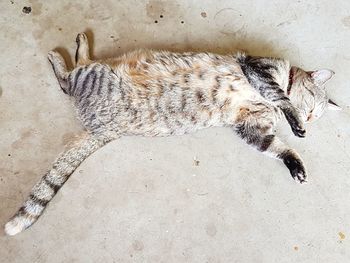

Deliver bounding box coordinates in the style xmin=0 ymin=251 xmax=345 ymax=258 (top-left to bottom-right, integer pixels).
xmin=1 ymin=0 xmax=350 ymax=262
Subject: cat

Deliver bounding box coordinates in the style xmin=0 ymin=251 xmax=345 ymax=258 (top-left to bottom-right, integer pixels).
xmin=4 ymin=33 xmax=340 ymax=236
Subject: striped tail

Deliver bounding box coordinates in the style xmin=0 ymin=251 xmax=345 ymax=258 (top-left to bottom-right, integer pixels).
xmin=4 ymin=133 xmax=114 ymax=236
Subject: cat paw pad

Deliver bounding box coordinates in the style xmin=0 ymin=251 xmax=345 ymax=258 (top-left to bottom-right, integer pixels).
xmin=281 ymin=151 xmax=308 ymax=184
xmin=291 ymin=169 xmax=307 ymax=184
xmin=292 ymin=126 xmax=306 ymax=138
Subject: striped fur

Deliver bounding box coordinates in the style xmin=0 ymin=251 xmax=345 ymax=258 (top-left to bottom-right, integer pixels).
xmin=5 ymin=33 xmax=335 ymax=235
xmin=5 ymin=133 xmax=114 ymax=235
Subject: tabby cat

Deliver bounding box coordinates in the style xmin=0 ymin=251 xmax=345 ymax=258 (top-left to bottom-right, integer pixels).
xmin=5 ymin=33 xmax=339 ymax=236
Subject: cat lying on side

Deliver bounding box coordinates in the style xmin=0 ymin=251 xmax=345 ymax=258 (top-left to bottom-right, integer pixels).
xmin=5 ymin=33 xmax=340 ymax=236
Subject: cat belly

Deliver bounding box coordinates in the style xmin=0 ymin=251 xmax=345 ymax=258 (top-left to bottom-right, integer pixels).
xmin=75 ymin=88 xmax=248 ymax=137
xmin=70 ymin=59 xmax=268 ymax=136
xmin=78 ymin=99 xmax=224 ymax=137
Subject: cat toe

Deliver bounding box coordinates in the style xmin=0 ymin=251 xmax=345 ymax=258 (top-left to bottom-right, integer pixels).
xmin=282 ymin=151 xmax=307 ymax=183
xmin=291 ymin=168 xmax=307 ymax=184
xmin=292 ymin=126 xmax=306 ymax=138
xmin=295 ymin=172 xmax=307 ymax=184
xmin=76 ymin=33 xmax=87 ymax=45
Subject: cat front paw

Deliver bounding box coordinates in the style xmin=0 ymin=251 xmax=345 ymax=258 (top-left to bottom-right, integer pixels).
xmin=283 ymin=108 xmax=306 ymax=138
xmin=290 ymin=164 xmax=307 ymax=184
xmin=280 ymin=150 xmax=307 ymax=184
xmin=291 ymin=124 xmax=306 ymax=138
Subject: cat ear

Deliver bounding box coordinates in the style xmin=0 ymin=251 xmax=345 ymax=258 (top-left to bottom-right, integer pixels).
xmin=311 ymin=69 xmax=335 ymax=85
xmin=327 ymin=99 xmax=342 ymax=111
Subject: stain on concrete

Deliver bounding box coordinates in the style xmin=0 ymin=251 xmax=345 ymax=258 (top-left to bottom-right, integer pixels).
xmin=132 ymin=240 xmax=144 ymax=251
xmin=214 ymin=8 xmax=246 ymax=36
xmin=193 ymin=157 xmax=200 ymax=166
xmin=28 ymin=0 xmax=42 ymax=16
xmin=342 ymin=16 xmax=350 ymax=29
xmin=22 ymin=6 xmax=32 ymax=14
xmin=276 ymin=15 xmax=297 ymax=27
xmin=205 ymin=223 xmax=217 ymax=237
xmin=61 ymin=132 xmax=78 ymax=146
xmin=143 ymin=180 xmax=155 ymax=192
xmin=11 ymin=129 xmax=36 ymax=149
xmin=30 ymin=2 xmax=85 ymax=51
xmin=86 ymin=2 xmax=112 ymax=21
xmin=146 ymin=0 xmax=180 ymax=21
xmin=146 ymin=0 xmax=166 ymax=19
xmin=294 ymin=246 xmax=299 ymax=251
xmin=338 ymin=232 xmax=346 ymax=240
xmin=277 ymin=20 xmax=292 ymax=27
xmin=32 ymin=16 xmax=54 ymax=40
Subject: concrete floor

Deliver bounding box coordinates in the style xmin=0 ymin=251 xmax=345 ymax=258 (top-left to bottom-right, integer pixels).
xmin=1 ymin=0 xmax=349 ymax=262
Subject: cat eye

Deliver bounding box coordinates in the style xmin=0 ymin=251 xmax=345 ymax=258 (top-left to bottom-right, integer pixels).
xmin=306 ymin=71 xmax=313 ymax=77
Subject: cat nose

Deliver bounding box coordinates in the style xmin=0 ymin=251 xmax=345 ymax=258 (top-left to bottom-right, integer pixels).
xmin=306 ymin=115 xmax=312 ymax=122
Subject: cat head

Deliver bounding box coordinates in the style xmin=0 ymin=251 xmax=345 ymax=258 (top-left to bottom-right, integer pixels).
xmin=288 ymin=67 xmax=340 ymax=123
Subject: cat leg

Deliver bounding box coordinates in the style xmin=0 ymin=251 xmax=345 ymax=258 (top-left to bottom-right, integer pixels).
xmin=254 ymin=83 xmax=305 ymax=138
xmin=75 ymin=33 xmax=91 ymax=66
xmin=259 ymin=89 xmax=305 ymax=137
xmin=4 ymin=132 xmax=119 ymax=236
xmin=48 ymin=50 xmax=69 ymax=94
xmin=241 ymin=79 xmax=305 ymax=137
xmin=257 ymin=86 xmax=305 ymax=137
xmin=259 ymin=88 xmax=306 ymax=138
xmin=278 ymin=100 xmax=306 ymax=138
xmin=235 ymin=125 xmax=307 ymax=183
xmin=234 ymin=106 xmax=307 ymax=183
xmin=237 ymin=55 xmax=305 ymax=137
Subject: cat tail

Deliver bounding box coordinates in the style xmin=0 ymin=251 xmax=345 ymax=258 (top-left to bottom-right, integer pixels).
xmin=4 ymin=133 xmax=116 ymax=236
xmin=48 ymin=51 xmax=70 ymax=95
